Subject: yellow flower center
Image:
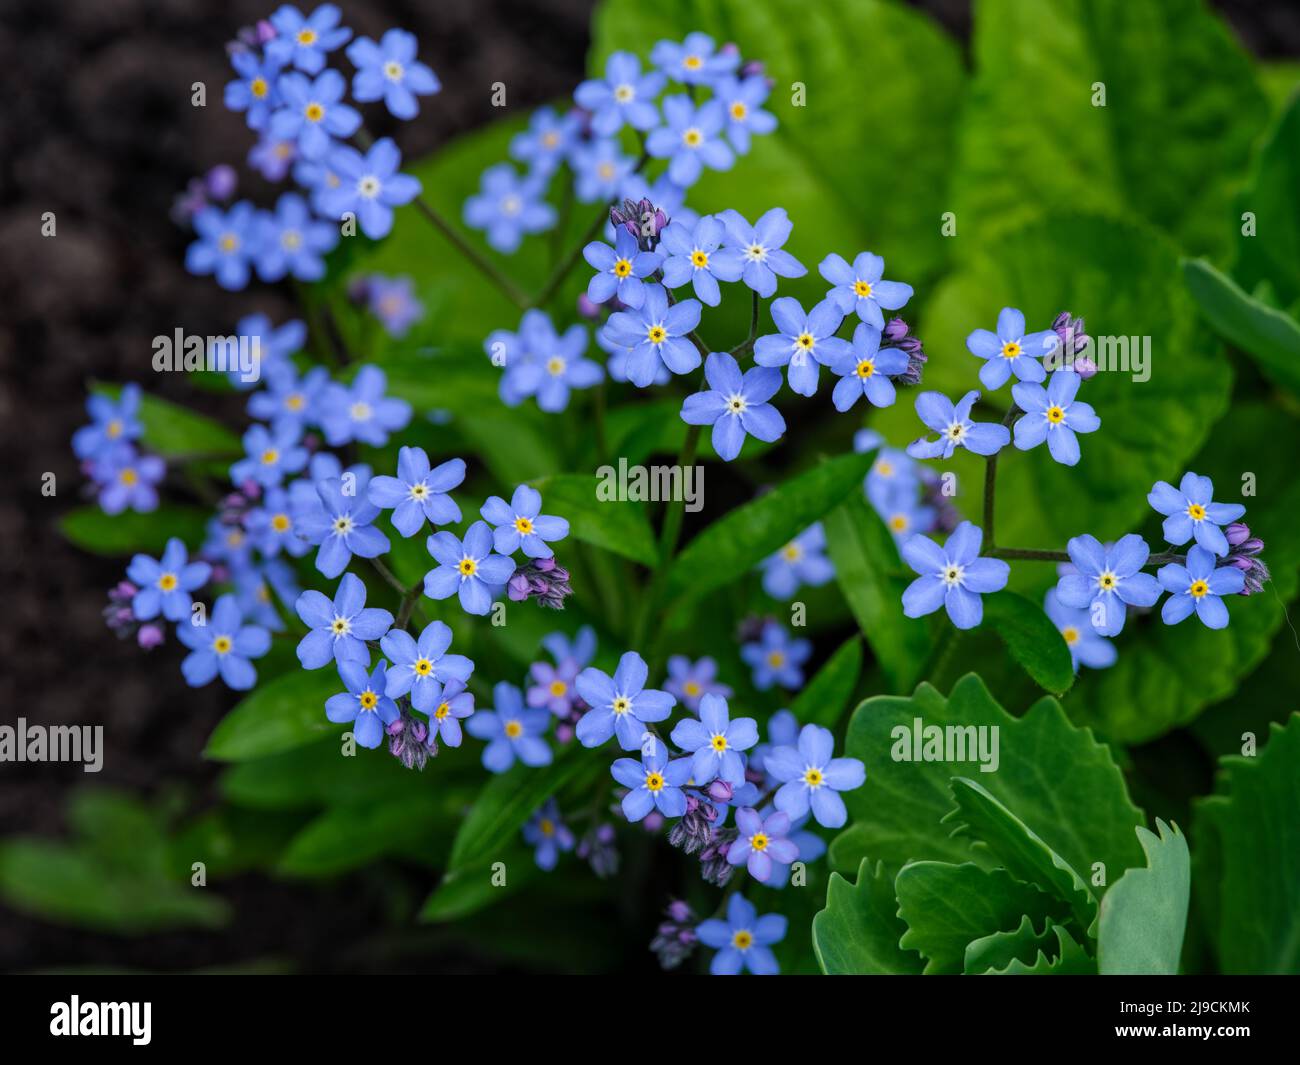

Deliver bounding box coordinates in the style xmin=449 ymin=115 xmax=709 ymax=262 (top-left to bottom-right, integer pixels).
xmin=539 ymin=818 xmax=556 ymax=837
xmin=710 ymin=733 xmax=728 ymax=752
xmin=732 ymin=929 xmax=753 ymax=950
xmin=304 ymin=102 xmax=324 ymax=123
xmin=250 ymin=77 xmax=268 ymax=98
xmin=504 ymin=720 xmax=523 ymax=738
xmin=1098 ymin=572 xmax=1117 ymax=591
xmin=1001 ymin=341 xmax=1021 ymax=360
xmin=855 ymin=359 xmax=876 ymax=378
xmin=613 ymin=258 xmax=633 ymax=278
xmin=614 ymin=83 xmax=634 ymax=103
xmin=434 ymin=701 xmax=450 ymax=719
xmin=683 ymin=680 xmax=702 ymax=697
xmin=612 ymin=697 xmax=631 ymax=715
xmin=682 ymin=127 xmax=703 ymax=148
xmin=219 ymin=232 xmax=239 ymax=253
xmin=514 ymin=516 xmax=535 ymax=534
xmin=803 ymin=767 xmax=824 ymax=788
xmin=409 ymin=483 xmax=429 ymax=501
xmin=359 ymin=690 xmax=378 ymax=710
xmin=796 ymin=333 xmax=815 ymax=350
xmin=782 ymin=543 xmax=802 ymax=561
xmin=1189 ymin=579 xmax=1209 ymax=599
xmin=889 ymin=514 xmax=909 ymax=533
xmin=414 ymin=657 xmax=433 ymax=676
xmin=729 ymin=101 xmax=748 ymax=120
xmin=261 ymin=448 xmax=280 ymax=465
xmin=750 ymin=832 xmax=769 ymax=852
xmin=349 ymin=401 xmax=372 ymax=421
xmin=1046 ymin=406 xmax=1065 ymax=424
xmin=644 ymin=771 xmax=665 ymax=792
xmin=212 ymin=635 xmax=232 ymax=654
xmin=854 ymin=279 xmax=873 ymax=298
xmin=647 ymin=325 xmax=667 ymax=344
xmin=549 ymin=679 xmax=568 ymax=697
xmin=383 ymin=61 xmax=404 ymax=81
xmin=683 ymin=54 xmax=703 ymax=70
xmin=597 ymin=162 xmax=615 ymax=180
xmin=271 ymin=513 xmax=291 ymax=532
xmin=542 ymin=130 xmax=560 ymax=148
xmin=1062 ymin=626 xmax=1080 ymax=645
xmin=157 ymin=573 xmax=178 ymax=592
xmin=285 ymin=393 xmax=305 ymax=411
xmin=876 ymin=460 xmax=894 ymax=477
xmin=766 ymin=650 xmax=785 ymax=668
xmin=106 ymin=419 xmax=123 ymax=438
xmin=119 ymin=467 xmax=138 ymax=485
xmin=1187 ymin=503 xmax=1206 ymax=521
xmin=332 ymin=516 xmax=353 ymax=535
xmin=331 ymin=618 xmax=350 ymax=635
xmin=296 ymin=28 xmax=318 ymax=45
xmin=458 ymin=557 xmax=478 ymax=577
xmin=691 ymin=250 xmax=709 ymax=269
xmin=545 ymin=356 xmax=566 ymax=376
xmin=227 ymin=529 xmax=244 ymax=547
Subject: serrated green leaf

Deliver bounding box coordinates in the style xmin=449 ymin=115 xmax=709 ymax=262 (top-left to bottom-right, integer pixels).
xmin=59 ymin=505 xmax=210 ymax=556
xmin=204 ymin=668 xmax=340 ymax=761
xmin=531 ymin=472 xmax=657 ymax=567
xmin=895 ymin=861 xmax=1066 ymax=975
xmin=989 ymin=924 xmax=1097 ymax=975
xmin=981 ymin=590 xmax=1074 ymax=695
xmin=964 ymin=912 xmax=1059 ymax=975
xmin=812 ymin=857 xmax=924 ymax=975
xmin=1097 ymin=819 xmax=1190 ymax=974
xmin=790 ymin=635 xmax=862 ymax=729
xmin=824 ymin=495 xmax=931 ymax=692
xmin=666 ymin=451 xmax=872 ymax=602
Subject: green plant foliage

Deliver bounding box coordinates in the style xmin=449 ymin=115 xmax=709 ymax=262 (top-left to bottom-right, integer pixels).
xmin=1097 ymin=819 xmax=1190 ymax=974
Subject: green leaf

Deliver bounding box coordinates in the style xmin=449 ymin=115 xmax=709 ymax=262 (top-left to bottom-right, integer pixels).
xmin=532 ymin=472 xmax=657 ymax=567
xmin=1194 ymin=716 xmax=1300 ymax=973
xmin=204 ymin=669 xmax=340 ymax=762
xmin=831 ymin=675 xmax=1144 ymax=890
xmin=824 ymin=495 xmax=931 ymax=693
xmin=91 ymin=382 xmax=241 ymax=458
xmin=988 ymin=925 xmax=1097 ymax=975
xmin=1184 ymin=257 xmax=1300 ymax=396
xmin=1234 ymin=91 xmax=1300 ymax=308
xmin=964 ymin=913 xmax=1060 ymax=975
xmin=943 ymin=777 xmax=1098 ymax=936
xmin=665 ymin=451 xmax=872 ymax=602
xmin=448 ymin=743 xmax=599 ymax=870
xmin=981 ymin=590 xmax=1074 ymax=695
xmin=1097 ymin=819 xmax=1190 ymax=974
xmin=812 ymin=857 xmax=924 ymax=975
xmin=593 ymin=0 xmax=965 ymax=296
xmin=790 ymin=635 xmax=862 ymax=729
xmin=59 ymin=505 xmax=210 ymax=556
xmin=278 ymin=796 xmax=452 ymax=877
xmin=420 ymin=848 xmax=539 ymax=923
xmin=894 ymin=861 xmax=1067 ymax=975
xmin=951 ymin=0 xmax=1267 ymax=258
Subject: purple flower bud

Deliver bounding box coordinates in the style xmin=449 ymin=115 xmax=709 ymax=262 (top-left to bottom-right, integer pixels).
xmin=884 ymin=317 xmax=911 ymax=342
xmin=507 ymin=572 xmax=532 ymax=601
xmin=740 ymin=59 xmax=766 ymax=78
xmin=204 ymin=165 xmax=238 ymax=202
xmin=706 ymin=779 xmax=733 ymax=803
xmin=1225 ymin=522 xmax=1251 ymax=547
xmin=137 ymin=623 xmax=164 ymax=650
xmin=650 ymin=898 xmax=699 ymax=969
xmin=643 ymin=811 xmax=664 ymax=833
xmin=1073 ymin=356 xmax=1099 ymax=379
xmin=577 ymin=292 xmax=604 ymax=321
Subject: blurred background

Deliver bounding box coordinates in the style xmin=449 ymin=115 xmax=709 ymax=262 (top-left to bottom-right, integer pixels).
xmin=2 ymin=0 xmax=1297 ymax=973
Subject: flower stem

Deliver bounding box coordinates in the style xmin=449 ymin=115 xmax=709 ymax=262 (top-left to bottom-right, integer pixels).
xmin=412 ymin=195 xmax=530 ymax=310
xmin=981 ymin=404 xmax=1021 ymax=547
xmin=395 ymin=578 xmax=425 ymax=629
xmin=368 ymin=555 xmax=408 ymax=598
xmin=729 ymin=291 xmax=760 ymax=357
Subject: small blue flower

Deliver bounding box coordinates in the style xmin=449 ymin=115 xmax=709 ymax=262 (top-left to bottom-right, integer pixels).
xmin=295 ymin=571 xmax=393 ymax=669
xmin=126 ymin=538 xmax=210 ymax=622
xmin=510 ymin=106 xmax=582 ymax=177
xmin=583 ymin=227 xmax=663 ymax=309
xmin=325 ymin=659 xmax=399 ymax=749
xmin=1148 ymin=472 xmax=1246 ymax=558
xmin=247 ymin=362 xmax=329 ymax=437
xmin=695 ymin=893 xmax=785 ymax=976
xmin=541 ymin=627 xmax=598 ymax=670
xmin=292 ymin=155 xmax=342 ymax=214
xmin=464 ymin=164 xmax=555 ymax=252
xmin=523 ymin=799 xmax=575 ymax=870
xmin=603 ymin=283 xmax=702 ymax=388
xmin=227 ymin=314 xmax=306 ymax=389
xmin=202 ymin=516 xmax=254 ymax=572
xmin=362 ymin=274 xmax=424 ymax=337
xmin=659 ymin=215 xmax=740 ymax=307
xmin=233 ymin=559 xmax=299 ymax=631
xmin=680 ymin=351 xmax=785 ymax=462
xmin=319 ymin=138 xmax=421 ymax=239
xmin=1012 ymin=370 xmax=1100 ymax=466
xmin=727 ymin=807 xmax=799 ymax=883
xmin=73 ymin=384 xmax=141 ymax=461
xmin=907 ymin=390 xmax=1010 ymax=460
xmin=317 ymin=365 xmax=412 ymax=447
xmin=760 ymin=523 xmax=835 ymax=599
xmin=493 ymin=311 xmax=602 ymax=412
xmin=901 ymin=521 xmax=1010 ymax=629
xmin=740 ymin=621 xmax=811 ymax=691
xmin=754 ymin=296 xmax=850 ymax=397
xmin=91 ymin=451 xmax=164 ymax=515
xmin=224 ymin=50 xmax=284 ymax=131
xmin=379 ymin=619 xmax=474 ymax=713
xmin=464 ymin=682 xmax=552 ymax=772
xmin=713 ymin=74 xmax=777 ymax=153
xmin=346 ymin=29 xmax=440 ymax=119
xmin=244 ymin=486 xmax=311 ymax=558
xmin=967 ymin=307 xmax=1058 ymax=390
xmin=248 ymin=134 xmax=297 ymax=181
xmin=176 ymin=594 xmax=270 ymax=691
xmin=253 ymin=191 xmax=338 ymax=281
xmin=819 ymin=251 xmax=913 ymax=328
xmin=576 ymin=52 xmax=665 ymax=138
xmin=266 ymin=4 xmax=352 ymax=74
xmin=875 ymin=489 xmax=936 ymax=545
xmin=669 ymin=693 xmax=758 ymax=786
xmin=294 ymin=475 xmax=391 ymax=578
xmin=230 ymin=423 xmax=308 ymax=488
xmin=424 ymin=520 xmax=517 ymax=616
xmin=1158 ymin=545 xmax=1245 ymax=629
xmin=830 ymin=323 xmax=909 ymax=411
xmin=610 ymin=736 xmax=691 ymax=821
xmin=752 ymin=708 xmax=799 ymax=786
xmin=269 ymin=69 xmax=360 ymax=160
xmin=651 ymin=33 xmax=739 ymax=86
xmin=646 ymin=96 xmax=734 ymax=187
xmin=575 ymin=650 xmax=676 ymax=750
xmin=367 ymin=447 xmax=464 ymax=538
xmin=424 ymin=677 xmax=475 ymax=747
xmin=1044 ymin=589 xmax=1116 ymax=672
xmin=764 ymin=723 xmax=866 ymax=828
xmin=570 ymin=138 xmax=636 ymax=203
xmin=480 ymin=484 xmax=569 ymax=558
xmin=185 ymin=202 xmax=261 ymax=290
xmin=710 ymin=207 xmax=806 ymax=298
xmin=664 ymin=655 xmax=731 ymax=713
xmin=1055 ymin=533 xmax=1161 ymax=636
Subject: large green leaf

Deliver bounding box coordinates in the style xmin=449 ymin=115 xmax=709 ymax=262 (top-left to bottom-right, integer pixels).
xmin=964 ymin=913 xmax=1060 ymax=975
xmin=420 ymin=848 xmax=540 ymax=923
xmin=981 ymin=590 xmax=1074 ymax=695
xmin=1184 ymin=257 xmax=1300 ymax=396
xmin=204 ymin=668 xmax=340 ymax=761
xmin=895 ymin=861 xmax=1066 ymax=975
xmin=278 ymin=796 xmax=452 ymax=877
xmin=1097 ymin=819 xmax=1190 ymax=974
xmin=951 ymin=0 xmax=1267 ymax=258
xmin=91 ymin=382 xmax=241 ymax=458
xmin=1234 ymin=91 xmax=1300 ymax=308
xmin=812 ymin=857 xmax=924 ymax=975
xmin=665 ymin=451 xmax=872 ymax=602
xmin=831 ymin=674 xmax=1144 ymax=888
xmin=824 ymin=495 xmax=931 ymax=692
xmin=1194 ymin=716 xmax=1300 ymax=974
xmin=989 ymin=924 xmax=1096 ymax=975
xmin=59 ymin=505 xmax=210 ymax=556
xmin=593 ymin=0 xmax=965 ymax=300
xmin=531 ymin=472 xmax=657 ymax=567
xmin=790 ymin=635 xmax=862 ymax=728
